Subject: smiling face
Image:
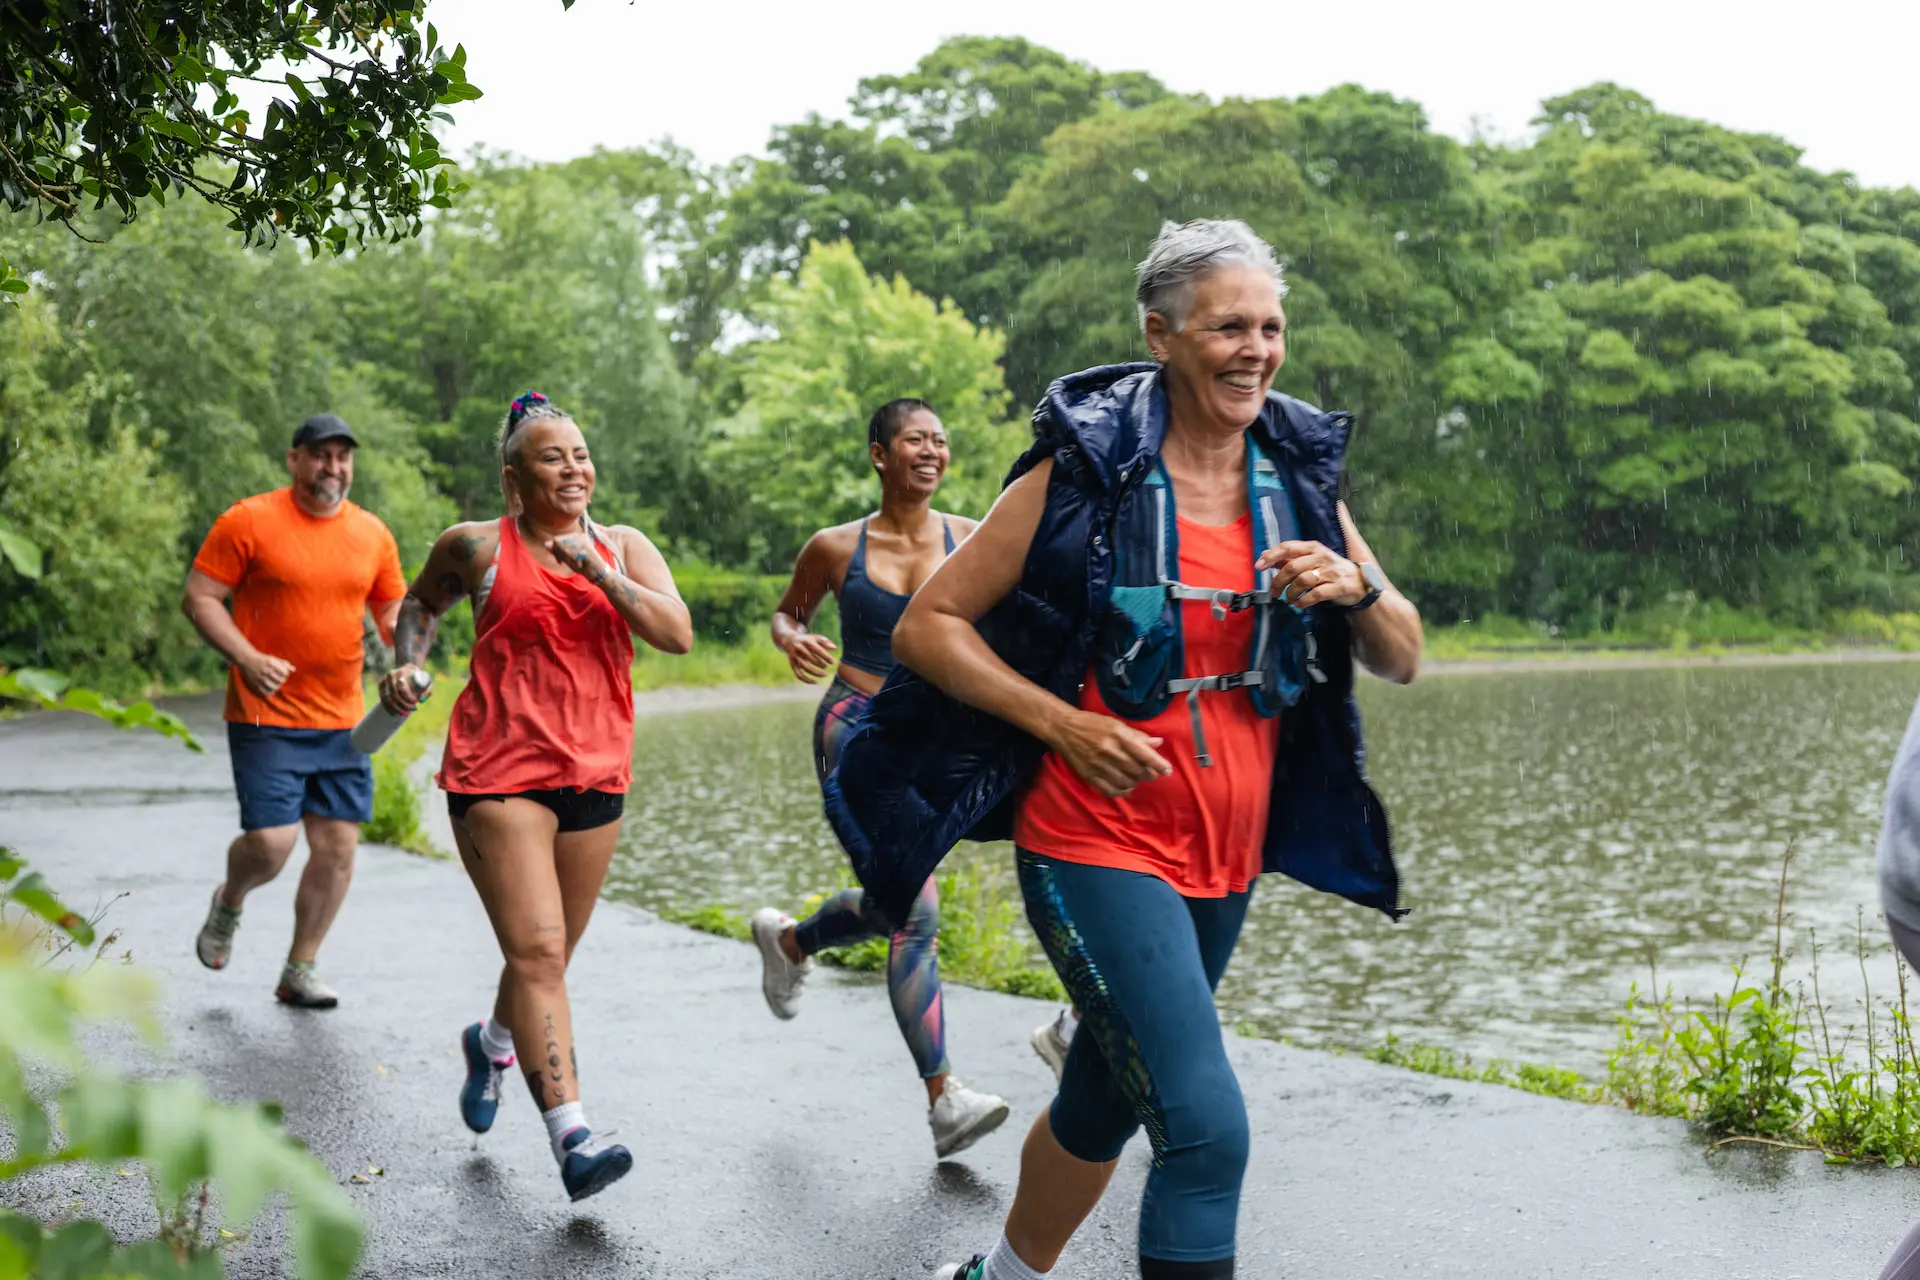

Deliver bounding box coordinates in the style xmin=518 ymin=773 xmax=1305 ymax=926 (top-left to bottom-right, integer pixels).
xmin=1145 ymin=264 xmax=1287 ymax=433
xmin=504 ymin=417 xmax=594 ymax=520
xmin=285 ymin=439 xmax=354 ymax=515
xmin=871 ymin=408 xmax=950 ymax=499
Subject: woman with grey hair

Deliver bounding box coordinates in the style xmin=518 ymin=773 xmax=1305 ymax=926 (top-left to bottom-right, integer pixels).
xmin=824 ymin=218 xmax=1422 ymax=1278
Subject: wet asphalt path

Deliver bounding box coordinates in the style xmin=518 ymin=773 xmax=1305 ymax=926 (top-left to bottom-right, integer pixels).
xmin=2 ymin=697 xmax=1915 ymax=1278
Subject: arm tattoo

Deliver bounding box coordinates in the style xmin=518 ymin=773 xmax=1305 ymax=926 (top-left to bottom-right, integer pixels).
xmin=448 ymin=532 xmax=484 ymax=563
xmin=394 ymin=591 xmax=443 ymax=668
xmin=604 ymin=575 xmax=645 ymax=609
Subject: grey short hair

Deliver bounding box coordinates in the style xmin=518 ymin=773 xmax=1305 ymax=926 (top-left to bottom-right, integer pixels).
xmin=1135 ymin=219 xmax=1288 ymax=332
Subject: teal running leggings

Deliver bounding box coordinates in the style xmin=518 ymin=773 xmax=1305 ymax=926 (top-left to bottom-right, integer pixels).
xmin=1018 ymin=848 xmax=1251 ymax=1275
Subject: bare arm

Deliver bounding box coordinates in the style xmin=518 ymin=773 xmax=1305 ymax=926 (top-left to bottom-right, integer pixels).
xmin=371 ymin=597 xmax=401 ymax=647
xmin=548 ymin=527 xmax=694 ymax=655
xmin=379 ymin=524 xmax=489 ymax=713
xmin=610 ymin=527 xmax=694 ymax=654
xmin=1336 ymin=505 xmax=1422 ymax=683
xmin=770 ymin=533 xmax=842 ymax=684
xmin=1258 ymin=501 xmax=1422 ymax=684
xmin=181 ymin=569 xmax=293 ymax=699
xmin=894 ymin=461 xmax=1172 ymax=798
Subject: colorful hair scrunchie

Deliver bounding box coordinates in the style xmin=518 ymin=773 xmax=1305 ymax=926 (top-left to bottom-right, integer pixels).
xmin=507 ymin=389 xmax=549 ymax=426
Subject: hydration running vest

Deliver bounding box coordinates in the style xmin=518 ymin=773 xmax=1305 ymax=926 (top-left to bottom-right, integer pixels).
xmin=1092 ymin=436 xmax=1325 ymax=765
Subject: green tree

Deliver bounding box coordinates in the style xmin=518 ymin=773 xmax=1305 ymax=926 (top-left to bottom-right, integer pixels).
xmin=0 ymin=0 xmax=490 ymax=297
xmin=0 ymin=297 xmax=190 ymax=689
xmin=333 ymin=159 xmax=695 ymax=528
xmin=718 ymin=37 xmax=1170 ymax=333
xmin=705 ymin=240 xmax=1021 ymax=570
xmin=1445 ymin=84 xmax=1920 ymax=622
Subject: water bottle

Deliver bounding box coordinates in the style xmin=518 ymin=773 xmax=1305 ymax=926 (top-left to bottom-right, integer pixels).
xmin=352 ymin=668 xmax=434 ymax=755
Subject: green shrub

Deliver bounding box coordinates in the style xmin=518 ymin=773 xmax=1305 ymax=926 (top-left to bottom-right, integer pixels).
xmin=361 ymin=751 xmax=429 ymax=854
xmin=1 ymin=854 xmax=362 ymax=1280
xmin=671 ymin=565 xmax=828 ymax=646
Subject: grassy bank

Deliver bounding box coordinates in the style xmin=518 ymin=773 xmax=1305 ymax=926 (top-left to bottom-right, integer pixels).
xmin=660 ymin=862 xmax=1066 ymax=1002
xmin=1428 ymin=605 xmax=1920 ymax=663
xmin=1362 ymin=849 xmax=1920 ymax=1167
xmin=663 ymin=844 xmax=1920 ymax=1168
xmin=632 ymin=639 xmax=794 ymax=691
xmin=642 ymin=602 xmax=1920 ymax=692
xmin=357 ymin=671 xmax=457 ymax=858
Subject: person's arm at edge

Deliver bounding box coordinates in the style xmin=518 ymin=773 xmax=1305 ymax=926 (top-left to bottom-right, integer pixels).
xmin=771 ymin=533 xmax=840 ymax=683
xmin=1336 ymin=503 xmax=1422 ymax=684
xmin=893 ymin=460 xmax=1171 ymax=798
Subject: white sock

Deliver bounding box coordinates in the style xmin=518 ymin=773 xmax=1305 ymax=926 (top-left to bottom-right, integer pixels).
xmin=478 ymin=1016 xmax=515 ymax=1064
xmin=541 ymin=1101 xmax=588 ymax=1164
xmin=1059 ymin=1008 xmax=1080 ymax=1047
xmin=982 ymin=1234 xmax=1047 ymax=1280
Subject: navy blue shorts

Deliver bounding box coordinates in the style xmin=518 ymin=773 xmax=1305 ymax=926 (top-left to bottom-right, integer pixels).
xmin=227 ymin=723 xmax=374 ymax=831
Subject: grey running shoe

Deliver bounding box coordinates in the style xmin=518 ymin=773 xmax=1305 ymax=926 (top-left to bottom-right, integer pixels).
xmin=195 ymin=887 xmax=242 ymax=970
xmin=275 ymin=961 xmax=339 ymax=1010
xmin=750 ymin=907 xmax=810 ymax=1020
xmin=934 ymin=1258 xmax=986 ymax=1280
xmin=1031 ymin=1008 xmax=1073 ymax=1082
xmin=929 ymin=1076 xmax=1010 ymax=1158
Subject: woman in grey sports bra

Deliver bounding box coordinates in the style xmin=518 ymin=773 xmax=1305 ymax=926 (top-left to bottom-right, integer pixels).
xmin=747 ymin=398 xmax=1013 ymax=1160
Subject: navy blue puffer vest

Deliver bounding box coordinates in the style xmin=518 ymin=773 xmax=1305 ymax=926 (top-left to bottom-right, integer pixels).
xmin=824 ymin=363 xmax=1403 ymax=928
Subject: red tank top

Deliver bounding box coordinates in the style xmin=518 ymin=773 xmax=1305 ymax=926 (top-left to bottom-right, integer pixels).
xmin=439 ymin=518 xmax=635 ymax=795
xmin=1014 ymin=513 xmax=1279 ymax=896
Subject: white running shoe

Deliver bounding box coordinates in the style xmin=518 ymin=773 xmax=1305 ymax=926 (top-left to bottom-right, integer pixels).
xmin=750 ymin=907 xmax=810 ymax=1020
xmin=929 ymin=1076 xmax=1010 ymax=1158
xmin=275 ymin=961 xmax=339 ymax=1010
xmin=195 ymin=887 xmax=242 ymax=970
xmin=1030 ymin=1008 xmax=1073 ymax=1082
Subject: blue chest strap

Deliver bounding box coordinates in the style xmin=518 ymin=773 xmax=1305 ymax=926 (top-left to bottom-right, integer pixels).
xmin=1100 ymin=438 xmax=1325 ymax=766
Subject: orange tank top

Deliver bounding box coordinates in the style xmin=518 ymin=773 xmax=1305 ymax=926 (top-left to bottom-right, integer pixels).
xmin=1014 ymin=513 xmax=1279 ymax=897
xmin=439 ymin=518 xmax=635 ymax=795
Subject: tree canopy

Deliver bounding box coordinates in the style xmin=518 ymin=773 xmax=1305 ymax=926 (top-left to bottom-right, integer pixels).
xmin=4 ymin=35 xmax=1920 ymax=690
xmin=0 ymin=1 xmax=517 ymax=293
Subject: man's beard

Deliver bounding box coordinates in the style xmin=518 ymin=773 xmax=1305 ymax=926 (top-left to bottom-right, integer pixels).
xmin=306 ymin=477 xmax=347 ymax=506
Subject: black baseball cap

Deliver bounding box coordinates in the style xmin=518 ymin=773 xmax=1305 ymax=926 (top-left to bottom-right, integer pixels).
xmin=291 ymin=413 xmax=358 ymax=449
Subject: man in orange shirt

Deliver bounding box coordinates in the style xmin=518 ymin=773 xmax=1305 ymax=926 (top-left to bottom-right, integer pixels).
xmin=182 ymin=413 xmax=407 ymax=1009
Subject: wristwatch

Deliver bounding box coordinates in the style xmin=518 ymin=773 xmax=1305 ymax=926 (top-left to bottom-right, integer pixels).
xmin=1348 ymin=560 xmax=1386 ymax=612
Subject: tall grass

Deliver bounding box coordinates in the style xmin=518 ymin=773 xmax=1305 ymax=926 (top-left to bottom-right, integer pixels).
xmin=1374 ymin=846 xmax=1920 ymax=1166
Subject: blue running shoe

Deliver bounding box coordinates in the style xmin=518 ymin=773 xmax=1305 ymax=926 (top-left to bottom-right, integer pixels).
xmin=559 ymin=1127 xmax=632 ymax=1202
xmin=459 ymin=1023 xmax=510 ymax=1134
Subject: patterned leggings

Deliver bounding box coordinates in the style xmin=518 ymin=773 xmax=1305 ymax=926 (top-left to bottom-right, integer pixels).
xmin=792 ymin=677 xmax=950 ymax=1080
xmin=1019 ymin=847 xmax=1252 ymax=1270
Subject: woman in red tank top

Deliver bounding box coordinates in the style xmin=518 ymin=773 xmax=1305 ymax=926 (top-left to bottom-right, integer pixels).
xmin=379 ymin=391 xmax=692 ymax=1203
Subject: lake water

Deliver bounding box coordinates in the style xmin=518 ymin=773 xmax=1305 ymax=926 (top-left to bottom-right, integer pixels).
xmin=608 ymin=659 xmax=1920 ymax=1073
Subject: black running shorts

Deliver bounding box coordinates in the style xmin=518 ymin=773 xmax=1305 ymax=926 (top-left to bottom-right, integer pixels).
xmin=446 ymin=788 xmax=625 ymax=833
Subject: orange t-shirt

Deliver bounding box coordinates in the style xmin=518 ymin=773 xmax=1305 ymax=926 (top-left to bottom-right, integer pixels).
xmin=1015 ymin=513 xmax=1280 ymax=897
xmin=192 ymin=488 xmax=406 ymax=730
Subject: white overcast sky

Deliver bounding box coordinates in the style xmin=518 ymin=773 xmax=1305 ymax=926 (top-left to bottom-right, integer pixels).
xmin=425 ymin=0 xmax=1920 ymax=190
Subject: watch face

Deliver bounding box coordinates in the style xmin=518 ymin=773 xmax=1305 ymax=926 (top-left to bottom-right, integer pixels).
xmin=1361 ymin=560 xmax=1386 ymax=593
